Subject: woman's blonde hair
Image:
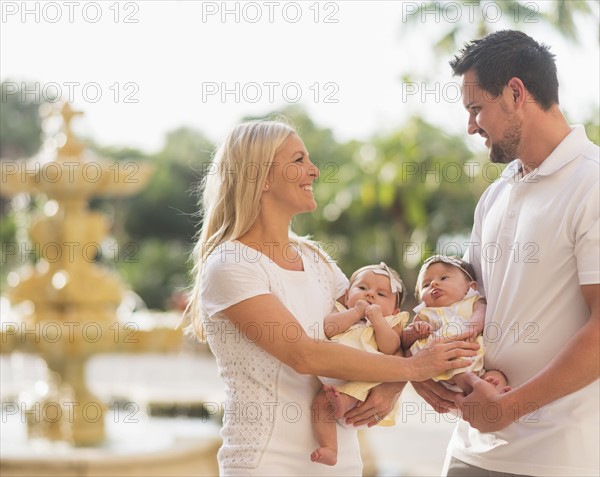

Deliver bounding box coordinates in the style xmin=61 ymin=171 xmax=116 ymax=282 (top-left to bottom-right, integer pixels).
xmin=184 ymin=119 xmax=296 ymax=338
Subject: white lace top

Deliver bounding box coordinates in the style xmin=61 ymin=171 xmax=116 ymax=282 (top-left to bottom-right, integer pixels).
xmin=200 ymin=241 xmax=363 ymax=476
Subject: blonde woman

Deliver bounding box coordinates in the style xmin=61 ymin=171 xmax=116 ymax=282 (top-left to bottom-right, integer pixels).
xmin=185 ymin=120 xmax=479 ymax=476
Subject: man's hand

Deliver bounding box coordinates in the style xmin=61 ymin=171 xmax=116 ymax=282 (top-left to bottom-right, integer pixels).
xmin=344 ymin=382 xmax=405 ymax=427
xmin=411 ymin=379 xmax=461 ymax=413
xmin=455 ymin=373 xmax=516 ymax=432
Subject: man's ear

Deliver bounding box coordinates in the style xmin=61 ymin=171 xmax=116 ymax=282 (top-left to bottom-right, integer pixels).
xmin=507 ymin=77 xmax=526 ymax=106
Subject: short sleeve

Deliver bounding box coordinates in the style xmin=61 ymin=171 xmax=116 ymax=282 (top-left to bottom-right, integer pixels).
xmin=574 ymin=186 xmax=600 ymax=285
xmin=200 ymin=243 xmax=271 ymax=317
xmin=332 ymin=261 xmax=349 ymax=299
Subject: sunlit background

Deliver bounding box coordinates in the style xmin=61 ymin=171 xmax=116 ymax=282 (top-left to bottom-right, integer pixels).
xmin=1 ymin=1 xmax=599 ymax=476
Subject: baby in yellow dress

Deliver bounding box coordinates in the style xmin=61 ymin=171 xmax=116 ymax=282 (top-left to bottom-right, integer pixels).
xmin=310 ymin=262 xmax=430 ymax=466
xmin=409 ymin=255 xmax=508 ymax=393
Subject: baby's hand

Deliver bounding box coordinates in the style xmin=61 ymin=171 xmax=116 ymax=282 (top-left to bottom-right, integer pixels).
xmin=401 ymin=320 xmax=433 ymax=350
xmin=364 ymin=304 xmax=384 ymax=323
xmin=410 ymin=320 xmax=433 ymax=339
xmin=353 ymin=300 xmax=369 ymax=317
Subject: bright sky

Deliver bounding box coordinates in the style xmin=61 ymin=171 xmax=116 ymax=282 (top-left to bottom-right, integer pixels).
xmin=2 ymin=1 xmax=599 ymax=154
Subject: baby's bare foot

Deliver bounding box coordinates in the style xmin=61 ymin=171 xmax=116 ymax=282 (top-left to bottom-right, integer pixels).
xmin=483 ymin=370 xmax=509 ymax=393
xmin=484 ymin=375 xmax=500 ymax=386
xmin=310 ymin=447 xmax=337 ymax=466
xmin=324 ymin=385 xmax=357 ymax=420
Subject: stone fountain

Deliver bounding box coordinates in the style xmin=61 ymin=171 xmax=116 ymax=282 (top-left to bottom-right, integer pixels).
xmin=0 ymin=102 xmax=182 ymax=447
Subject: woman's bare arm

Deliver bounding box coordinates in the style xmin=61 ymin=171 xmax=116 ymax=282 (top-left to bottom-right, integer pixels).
xmin=220 ymin=293 xmax=480 ymax=382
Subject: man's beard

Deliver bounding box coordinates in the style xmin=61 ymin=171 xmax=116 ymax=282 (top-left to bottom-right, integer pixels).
xmin=489 ymin=120 xmax=522 ymax=164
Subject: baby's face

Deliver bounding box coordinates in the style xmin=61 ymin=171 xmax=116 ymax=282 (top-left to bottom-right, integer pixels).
xmin=346 ymin=270 xmax=398 ymax=316
xmin=419 ymin=262 xmax=474 ymax=307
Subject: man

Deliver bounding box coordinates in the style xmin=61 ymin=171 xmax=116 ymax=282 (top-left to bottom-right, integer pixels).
xmin=414 ymin=30 xmax=599 ymax=476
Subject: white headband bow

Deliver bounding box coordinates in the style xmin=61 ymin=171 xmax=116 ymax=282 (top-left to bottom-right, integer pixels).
xmin=371 ymin=262 xmax=404 ymax=295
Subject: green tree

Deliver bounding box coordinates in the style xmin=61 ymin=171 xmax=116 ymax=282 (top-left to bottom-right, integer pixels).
xmin=0 ymin=81 xmax=44 ymax=159
xmin=119 ymin=127 xmax=213 ymax=243
xmin=0 ymin=82 xmax=47 ymax=281
xmin=403 ymin=1 xmax=597 ymax=54
xmin=90 ymin=127 xmax=214 ymax=309
xmin=295 ymin=115 xmax=495 ymax=306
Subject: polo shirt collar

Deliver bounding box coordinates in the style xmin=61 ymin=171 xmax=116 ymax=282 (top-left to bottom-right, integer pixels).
xmin=500 ymin=124 xmax=587 ymax=181
xmin=500 ymin=160 xmax=523 ymax=180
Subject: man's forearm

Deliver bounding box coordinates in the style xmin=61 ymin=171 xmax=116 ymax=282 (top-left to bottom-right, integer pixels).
xmin=507 ymin=312 xmax=599 ymax=419
xmin=460 ymin=313 xmax=599 ymax=431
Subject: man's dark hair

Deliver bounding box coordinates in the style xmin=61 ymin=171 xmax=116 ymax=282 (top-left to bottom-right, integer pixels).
xmin=449 ymin=30 xmax=559 ymax=110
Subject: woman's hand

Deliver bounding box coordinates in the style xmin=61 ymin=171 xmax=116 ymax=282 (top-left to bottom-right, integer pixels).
xmin=344 ymin=382 xmax=406 ymax=427
xmin=409 ymin=330 xmax=479 ymax=382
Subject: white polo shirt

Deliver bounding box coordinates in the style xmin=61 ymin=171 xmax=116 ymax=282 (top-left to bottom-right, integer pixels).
xmin=449 ymin=125 xmax=600 ymax=476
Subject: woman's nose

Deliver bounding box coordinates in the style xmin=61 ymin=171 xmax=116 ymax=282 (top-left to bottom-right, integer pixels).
xmin=308 ymin=159 xmax=319 ymax=178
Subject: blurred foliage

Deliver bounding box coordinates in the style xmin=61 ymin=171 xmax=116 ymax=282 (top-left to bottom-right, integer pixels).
xmin=122 ymin=127 xmax=213 ymax=243
xmin=402 ymin=1 xmax=597 ymax=54
xmin=117 ymin=239 xmax=190 ymax=311
xmin=0 ymin=82 xmax=45 ymax=284
xmin=86 ymin=129 xmax=213 ymax=309
xmin=0 ymin=81 xmax=44 ymax=158
xmin=585 ymin=121 xmax=600 ymax=145
xmin=287 ymin=112 xmax=500 ymax=304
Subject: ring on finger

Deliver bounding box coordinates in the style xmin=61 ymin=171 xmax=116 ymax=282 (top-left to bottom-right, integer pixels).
xmin=373 ymin=413 xmax=382 ymax=422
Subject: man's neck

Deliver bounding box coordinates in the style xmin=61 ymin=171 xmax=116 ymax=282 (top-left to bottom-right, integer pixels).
xmin=519 ymin=106 xmax=571 ymax=174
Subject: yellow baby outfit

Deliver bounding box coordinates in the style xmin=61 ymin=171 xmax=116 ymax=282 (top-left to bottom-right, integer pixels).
xmin=409 ymin=290 xmax=485 ymax=387
xmin=327 ymin=302 xmax=410 ymax=426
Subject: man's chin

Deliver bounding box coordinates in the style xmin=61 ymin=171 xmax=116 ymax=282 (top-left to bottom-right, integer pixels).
xmin=490 ymin=148 xmax=514 ymax=164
